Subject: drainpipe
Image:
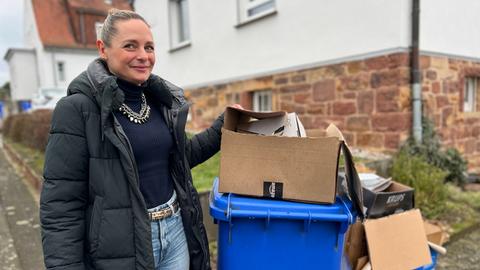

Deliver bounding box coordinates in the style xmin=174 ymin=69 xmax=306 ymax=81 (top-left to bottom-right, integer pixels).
xmin=411 ymin=0 xmax=422 ymax=143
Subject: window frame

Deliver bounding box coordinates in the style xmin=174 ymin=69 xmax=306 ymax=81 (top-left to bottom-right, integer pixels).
xmin=237 ymin=0 xmax=277 ymax=26
xmin=56 ymin=61 xmax=66 ymax=82
xmin=168 ymin=0 xmax=192 ymax=52
xmin=464 ymin=77 xmax=478 ymax=113
xmin=252 ymin=90 xmax=272 ymax=112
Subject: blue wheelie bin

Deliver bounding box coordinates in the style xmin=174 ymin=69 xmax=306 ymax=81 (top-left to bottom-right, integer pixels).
xmin=416 ymin=248 xmax=439 ymax=270
xmin=210 ymin=178 xmax=356 ymax=270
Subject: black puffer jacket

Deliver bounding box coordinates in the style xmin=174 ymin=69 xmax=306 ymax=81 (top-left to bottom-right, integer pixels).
xmin=40 ymin=59 xmax=222 ymax=270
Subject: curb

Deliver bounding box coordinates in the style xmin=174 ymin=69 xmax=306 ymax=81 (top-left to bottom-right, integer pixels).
xmin=2 ymin=142 xmax=43 ymax=202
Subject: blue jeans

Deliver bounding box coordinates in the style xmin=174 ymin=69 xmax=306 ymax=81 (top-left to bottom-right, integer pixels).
xmin=149 ymin=192 xmax=189 ymax=270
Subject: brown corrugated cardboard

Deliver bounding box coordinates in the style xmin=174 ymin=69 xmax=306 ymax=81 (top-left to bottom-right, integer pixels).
xmin=219 ymin=107 xmax=363 ymax=209
xmin=424 ymin=220 xmax=447 ymax=246
xmin=364 ymin=209 xmax=431 ymax=270
xmin=362 ymin=181 xmax=414 ymax=218
xmin=345 ymin=222 xmax=368 ymax=269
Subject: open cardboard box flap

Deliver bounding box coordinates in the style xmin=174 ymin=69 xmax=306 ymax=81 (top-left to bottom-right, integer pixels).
xmin=219 ymin=107 xmax=364 ymax=217
xmin=365 ymin=209 xmax=431 ymax=270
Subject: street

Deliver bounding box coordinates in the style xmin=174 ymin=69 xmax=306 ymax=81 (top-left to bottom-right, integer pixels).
xmin=0 ymin=140 xmax=43 ymax=270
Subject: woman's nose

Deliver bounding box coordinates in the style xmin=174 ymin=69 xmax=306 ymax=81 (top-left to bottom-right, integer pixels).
xmin=136 ymin=48 xmax=148 ymax=61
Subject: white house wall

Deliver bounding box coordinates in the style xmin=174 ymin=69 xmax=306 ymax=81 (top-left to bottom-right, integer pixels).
xmin=41 ymin=49 xmax=98 ymax=90
xmin=136 ymin=0 xmax=411 ymax=88
xmin=421 ymin=0 xmax=480 ymax=59
xmin=8 ymin=50 xmax=39 ymax=101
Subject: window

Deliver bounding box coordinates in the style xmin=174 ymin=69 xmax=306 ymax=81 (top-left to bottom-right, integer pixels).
xmin=464 ymin=77 xmax=479 ymax=112
xmin=95 ymin=22 xmax=103 ymax=40
xmin=253 ymin=90 xmax=272 ymax=112
xmin=57 ymin=62 xmax=65 ymax=82
xmin=169 ymin=0 xmax=191 ymax=50
xmin=104 ymin=0 xmax=112 ymax=4
xmin=238 ymin=0 xmax=276 ymax=24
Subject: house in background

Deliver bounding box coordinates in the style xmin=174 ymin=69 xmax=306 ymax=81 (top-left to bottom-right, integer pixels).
xmin=4 ymin=0 xmax=133 ymax=112
xmin=135 ymin=0 xmax=480 ymax=171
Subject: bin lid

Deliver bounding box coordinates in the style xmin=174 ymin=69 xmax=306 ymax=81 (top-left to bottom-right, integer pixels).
xmin=210 ymin=178 xmax=355 ymax=224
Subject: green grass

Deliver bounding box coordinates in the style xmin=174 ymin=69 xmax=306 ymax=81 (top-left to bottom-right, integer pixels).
xmin=6 ymin=138 xmax=45 ymax=175
xmin=439 ymin=184 xmax=480 ymax=234
xmin=191 ymin=153 xmax=220 ymax=192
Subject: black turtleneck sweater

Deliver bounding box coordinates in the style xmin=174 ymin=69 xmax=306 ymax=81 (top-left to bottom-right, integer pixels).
xmin=114 ymin=79 xmax=174 ymax=208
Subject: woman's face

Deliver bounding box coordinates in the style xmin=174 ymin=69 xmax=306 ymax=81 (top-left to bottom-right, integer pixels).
xmin=97 ymin=19 xmax=155 ymax=85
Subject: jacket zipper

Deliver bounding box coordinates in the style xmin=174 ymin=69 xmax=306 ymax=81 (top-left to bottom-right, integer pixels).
xmin=169 ymin=104 xmax=209 ymax=264
xmin=112 ymin=115 xmax=144 ymax=201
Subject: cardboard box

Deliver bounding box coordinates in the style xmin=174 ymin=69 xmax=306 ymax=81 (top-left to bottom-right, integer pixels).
xmin=424 ymin=220 xmax=448 ymax=246
xmin=362 ymin=181 xmax=414 ymax=218
xmin=346 ymin=209 xmax=432 ymax=270
xmin=219 ymin=107 xmax=363 ymax=210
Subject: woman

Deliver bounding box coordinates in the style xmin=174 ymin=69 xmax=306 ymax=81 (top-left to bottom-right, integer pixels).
xmin=40 ymin=9 xmax=224 ymax=270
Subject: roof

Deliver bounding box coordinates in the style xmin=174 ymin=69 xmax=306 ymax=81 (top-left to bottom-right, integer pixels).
xmin=31 ymin=0 xmax=133 ymax=49
xmin=4 ymin=48 xmax=35 ymax=61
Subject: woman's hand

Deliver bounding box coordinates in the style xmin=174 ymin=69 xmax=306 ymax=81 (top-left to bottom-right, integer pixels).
xmin=230 ymin=103 xmax=244 ymax=110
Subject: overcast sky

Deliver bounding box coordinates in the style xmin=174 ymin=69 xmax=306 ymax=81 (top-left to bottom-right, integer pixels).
xmin=0 ymin=0 xmax=24 ymax=86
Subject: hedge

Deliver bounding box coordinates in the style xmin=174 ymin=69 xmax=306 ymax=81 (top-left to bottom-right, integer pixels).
xmin=3 ymin=109 xmax=52 ymax=152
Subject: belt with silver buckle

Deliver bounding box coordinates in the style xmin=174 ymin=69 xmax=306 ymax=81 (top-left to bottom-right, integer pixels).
xmin=148 ymin=200 xmax=180 ymax=221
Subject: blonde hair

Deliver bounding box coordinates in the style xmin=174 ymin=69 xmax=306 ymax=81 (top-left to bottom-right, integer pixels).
xmin=98 ymin=9 xmax=150 ymax=47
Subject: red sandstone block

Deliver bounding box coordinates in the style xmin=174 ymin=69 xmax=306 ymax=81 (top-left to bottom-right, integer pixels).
xmin=274 ymin=77 xmax=289 ymax=85
xmin=420 ymin=56 xmax=431 ymax=69
xmin=358 ymin=91 xmax=374 ymax=114
xmin=333 ymin=101 xmax=357 ymax=115
xmin=306 ymin=104 xmax=327 ymax=115
xmin=365 ymin=56 xmax=389 ymax=70
xmin=436 ymin=96 xmax=449 ymax=109
xmin=388 ymin=53 xmax=410 ymax=69
xmin=371 ymin=69 xmax=409 ymax=88
xmin=385 ymin=133 xmax=401 ymax=149
xmin=432 ymin=82 xmax=441 ymax=94
xmin=292 ymin=74 xmax=306 ymax=83
xmin=426 ymin=70 xmax=437 ymax=80
xmin=313 ymin=80 xmax=336 ymax=101
xmin=340 ymin=73 xmax=370 ymax=91
xmin=372 ymin=113 xmax=411 ymax=132
xmin=356 ymin=133 xmax=384 ymax=148
xmin=346 ymin=116 xmax=370 ymax=131
xmin=376 ymin=88 xmax=400 ymax=113
xmin=441 ymin=107 xmax=454 ymax=127
xmin=343 ymin=92 xmax=356 ymax=99
xmin=280 ymin=84 xmax=311 ymax=94
xmin=294 ymin=93 xmax=311 ymax=103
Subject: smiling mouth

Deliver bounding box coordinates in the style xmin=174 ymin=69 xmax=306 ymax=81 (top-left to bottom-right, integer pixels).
xmin=131 ymin=66 xmax=150 ymax=72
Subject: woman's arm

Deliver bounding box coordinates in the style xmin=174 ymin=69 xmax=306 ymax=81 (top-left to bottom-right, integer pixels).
xmin=40 ymin=97 xmax=89 ymax=270
xmin=185 ymin=113 xmax=224 ymax=169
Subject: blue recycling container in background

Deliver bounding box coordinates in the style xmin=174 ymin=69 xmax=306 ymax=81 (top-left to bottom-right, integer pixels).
xmin=0 ymin=101 xmax=3 ymax=119
xmin=19 ymin=100 xmax=31 ymax=112
xmin=210 ymin=178 xmax=356 ymax=270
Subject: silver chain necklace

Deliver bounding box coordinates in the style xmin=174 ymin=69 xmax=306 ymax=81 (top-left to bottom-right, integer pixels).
xmin=118 ymin=93 xmax=151 ymax=124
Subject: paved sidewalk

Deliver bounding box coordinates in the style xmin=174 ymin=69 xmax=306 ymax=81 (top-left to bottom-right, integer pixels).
xmin=0 ymin=141 xmax=44 ymax=269
xmin=437 ymin=225 xmax=480 ymax=270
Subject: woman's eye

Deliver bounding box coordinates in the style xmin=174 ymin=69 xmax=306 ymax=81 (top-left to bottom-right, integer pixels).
xmin=145 ymin=46 xmax=155 ymax=52
xmin=124 ymin=44 xmax=135 ymax=49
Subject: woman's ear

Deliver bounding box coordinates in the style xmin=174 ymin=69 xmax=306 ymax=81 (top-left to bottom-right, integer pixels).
xmin=96 ymin=39 xmax=107 ymax=60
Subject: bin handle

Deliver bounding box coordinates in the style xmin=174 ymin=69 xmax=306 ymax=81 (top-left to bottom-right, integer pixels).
xmin=227 ymin=193 xmax=233 ymax=244
xmin=338 ymin=196 xmax=354 ymax=225
xmin=304 ymin=211 xmax=312 ymax=232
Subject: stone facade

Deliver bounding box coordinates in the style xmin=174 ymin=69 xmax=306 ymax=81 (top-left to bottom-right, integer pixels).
xmin=184 ymin=52 xmax=480 ymax=171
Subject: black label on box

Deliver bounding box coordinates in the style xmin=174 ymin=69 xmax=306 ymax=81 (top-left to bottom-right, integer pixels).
xmin=263 ymin=182 xmax=283 ymax=199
